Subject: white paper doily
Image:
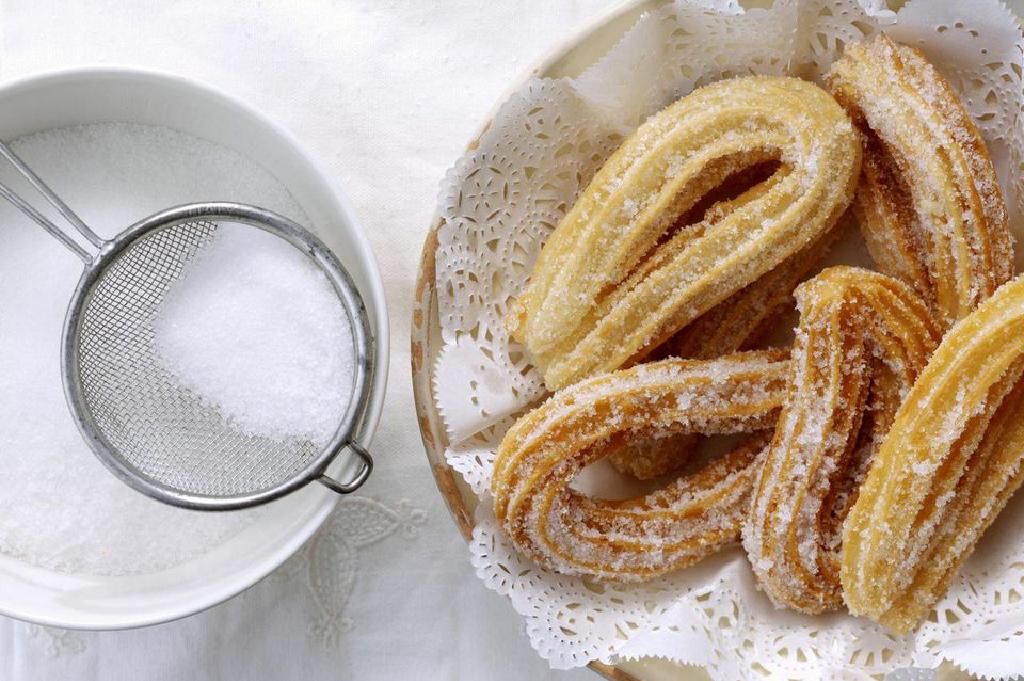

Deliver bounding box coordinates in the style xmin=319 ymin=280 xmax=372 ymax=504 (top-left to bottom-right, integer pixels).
xmin=433 ymin=1 xmax=1024 ymax=678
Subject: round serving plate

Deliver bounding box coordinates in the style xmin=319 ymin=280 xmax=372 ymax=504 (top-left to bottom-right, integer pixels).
xmin=412 ymin=1 xmax=1024 ymax=680
xmin=0 ymin=68 xmax=389 ymax=630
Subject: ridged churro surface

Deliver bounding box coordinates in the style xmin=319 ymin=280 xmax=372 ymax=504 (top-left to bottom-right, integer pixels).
xmin=607 ymin=231 xmax=838 ymax=480
xmin=843 ymin=273 xmax=1024 ymax=632
xmin=509 ymin=76 xmax=860 ymax=390
xmin=828 ymin=34 xmax=1013 ymax=326
xmin=493 ymin=350 xmax=789 ymax=581
xmin=744 ymin=267 xmax=941 ymax=613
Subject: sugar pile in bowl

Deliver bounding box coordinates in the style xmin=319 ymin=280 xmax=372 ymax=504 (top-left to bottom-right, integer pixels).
xmin=154 ymin=223 xmax=354 ymax=443
xmin=0 ymin=123 xmax=353 ymax=576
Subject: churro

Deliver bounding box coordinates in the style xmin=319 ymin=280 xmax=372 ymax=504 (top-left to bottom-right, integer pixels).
xmin=508 ymin=76 xmax=861 ymax=390
xmin=843 ymin=274 xmax=1024 ymax=632
xmin=493 ymin=350 xmax=788 ymax=581
xmin=827 ymin=34 xmax=1013 ymax=326
xmin=744 ymin=267 xmax=941 ymax=613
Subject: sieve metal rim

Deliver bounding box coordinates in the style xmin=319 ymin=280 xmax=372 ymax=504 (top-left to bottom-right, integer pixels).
xmin=60 ymin=202 xmax=376 ymax=511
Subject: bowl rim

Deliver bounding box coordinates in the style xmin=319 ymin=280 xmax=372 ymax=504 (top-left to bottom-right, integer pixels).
xmin=0 ymin=65 xmax=390 ymax=630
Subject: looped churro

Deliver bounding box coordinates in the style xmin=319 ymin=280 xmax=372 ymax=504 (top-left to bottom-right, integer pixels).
xmin=508 ymin=76 xmax=861 ymax=390
xmin=843 ymin=274 xmax=1024 ymax=632
xmin=827 ymin=34 xmax=1013 ymax=327
xmin=492 ymin=350 xmax=789 ymax=581
xmin=743 ymin=267 xmax=941 ymax=613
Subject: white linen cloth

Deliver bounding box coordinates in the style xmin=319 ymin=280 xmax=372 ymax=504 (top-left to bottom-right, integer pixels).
xmin=0 ymin=1 xmax=615 ymax=679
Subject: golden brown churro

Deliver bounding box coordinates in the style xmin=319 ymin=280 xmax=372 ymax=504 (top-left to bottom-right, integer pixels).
xmin=844 ymin=274 xmax=1024 ymax=632
xmin=492 ymin=350 xmax=788 ymax=581
xmin=827 ymin=34 xmax=1013 ymax=327
xmin=508 ymin=76 xmax=860 ymax=390
xmin=743 ymin=267 xmax=941 ymax=613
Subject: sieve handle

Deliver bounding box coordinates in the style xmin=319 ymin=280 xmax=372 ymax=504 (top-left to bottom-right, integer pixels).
xmin=318 ymin=442 xmax=373 ymax=494
xmin=0 ymin=139 xmax=105 ymax=263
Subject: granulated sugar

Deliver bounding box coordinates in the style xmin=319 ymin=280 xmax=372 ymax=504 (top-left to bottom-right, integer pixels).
xmin=154 ymin=222 xmax=353 ymax=444
xmin=0 ymin=123 xmax=329 ymax=576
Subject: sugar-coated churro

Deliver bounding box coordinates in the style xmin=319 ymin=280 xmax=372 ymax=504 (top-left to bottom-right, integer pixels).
xmin=493 ymin=350 xmax=788 ymax=581
xmin=843 ymin=274 xmax=1024 ymax=632
xmin=828 ymin=34 xmax=1013 ymax=327
xmin=508 ymin=76 xmax=860 ymax=390
xmin=744 ymin=267 xmax=941 ymax=613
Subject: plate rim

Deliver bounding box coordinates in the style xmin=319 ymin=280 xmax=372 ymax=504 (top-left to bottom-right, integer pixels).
xmin=410 ymin=2 xmax=659 ymax=680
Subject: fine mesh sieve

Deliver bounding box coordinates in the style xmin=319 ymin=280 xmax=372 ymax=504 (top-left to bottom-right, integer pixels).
xmin=0 ymin=140 xmax=375 ymax=510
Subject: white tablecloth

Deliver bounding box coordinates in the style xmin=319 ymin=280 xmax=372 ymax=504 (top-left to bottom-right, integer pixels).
xmin=0 ymin=1 xmax=615 ymax=678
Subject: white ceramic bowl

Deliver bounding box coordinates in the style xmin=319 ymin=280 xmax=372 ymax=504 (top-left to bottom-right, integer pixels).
xmin=0 ymin=68 xmax=389 ymax=630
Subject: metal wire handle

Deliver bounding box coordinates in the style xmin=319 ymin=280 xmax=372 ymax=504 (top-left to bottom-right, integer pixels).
xmin=0 ymin=140 xmax=103 ymax=261
xmin=0 ymin=139 xmax=375 ymax=507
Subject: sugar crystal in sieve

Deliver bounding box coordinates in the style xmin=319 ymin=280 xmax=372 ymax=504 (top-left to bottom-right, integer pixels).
xmin=0 ymin=140 xmax=375 ymax=511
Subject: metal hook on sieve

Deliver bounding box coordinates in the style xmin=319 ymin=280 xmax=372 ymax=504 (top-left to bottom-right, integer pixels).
xmin=0 ymin=138 xmax=377 ymax=510
xmin=319 ymin=442 xmax=373 ymax=494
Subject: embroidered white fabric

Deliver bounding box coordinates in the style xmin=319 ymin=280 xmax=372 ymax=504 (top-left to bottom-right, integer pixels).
xmin=434 ymin=0 xmax=1024 ymax=678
